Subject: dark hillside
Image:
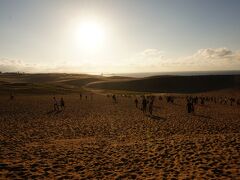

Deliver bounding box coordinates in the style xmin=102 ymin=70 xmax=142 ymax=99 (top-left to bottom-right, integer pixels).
xmin=88 ymin=75 xmax=240 ymax=93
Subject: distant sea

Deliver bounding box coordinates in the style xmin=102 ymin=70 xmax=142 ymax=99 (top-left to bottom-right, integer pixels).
xmin=104 ymin=70 xmax=240 ymax=78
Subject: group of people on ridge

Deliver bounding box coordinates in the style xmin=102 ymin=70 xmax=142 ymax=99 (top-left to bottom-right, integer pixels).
xmin=134 ymin=95 xmax=155 ymax=116
xmin=53 ymin=97 xmax=65 ymax=111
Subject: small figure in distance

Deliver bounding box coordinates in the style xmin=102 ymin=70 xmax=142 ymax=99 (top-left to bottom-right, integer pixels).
xmin=10 ymin=93 xmax=14 ymax=100
xmin=159 ymin=96 xmax=162 ymax=101
xmin=134 ymin=98 xmax=138 ymax=108
xmin=148 ymin=98 xmax=154 ymax=116
xmin=200 ymin=97 xmax=205 ymax=105
xmin=80 ymin=93 xmax=82 ymax=100
xmin=60 ymin=97 xmax=65 ymax=110
xmin=230 ymin=97 xmax=235 ymax=106
xmin=194 ymin=96 xmax=198 ymax=105
xmin=237 ymin=98 xmax=240 ymax=105
xmin=214 ymin=97 xmax=217 ymax=104
xmin=187 ymin=99 xmax=194 ymax=114
xmin=142 ymin=96 xmax=147 ymax=114
xmin=187 ymin=99 xmax=191 ymax=113
xmin=191 ymin=100 xmax=194 ymax=113
xmin=112 ymin=94 xmax=117 ymax=103
xmin=53 ymin=97 xmax=59 ymax=111
xmin=224 ymin=97 xmax=227 ymax=105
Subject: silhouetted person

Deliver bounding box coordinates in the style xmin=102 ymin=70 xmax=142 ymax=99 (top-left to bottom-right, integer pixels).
xmin=166 ymin=96 xmax=174 ymax=103
xmin=187 ymin=100 xmax=191 ymax=113
xmin=200 ymin=98 xmax=205 ymax=105
xmin=85 ymin=95 xmax=88 ymax=100
xmin=60 ymin=97 xmax=65 ymax=110
xmin=224 ymin=97 xmax=227 ymax=105
xmin=53 ymin=97 xmax=59 ymax=111
xmin=187 ymin=100 xmax=194 ymax=114
xmin=10 ymin=93 xmax=14 ymax=100
xmin=134 ymin=98 xmax=138 ymax=108
xmin=148 ymin=99 xmax=154 ymax=116
xmin=112 ymin=95 xmax=117 ymax=103
xmin=142 ymin=97 xmax=147 ymax=114
xmin=214 ymin=97 xmax=217 ymax=104
xmin=237 ymin=99 xmax=240 ymax=105
xmin=230 ymin=98 xmax=235 ymax=106
xmin=194 ymin=96 xmax=198 ymax=104
xmin=80 ymin=93 xmax=82 ymax=100
xmin=191 ymin=101 xmax=194 ymax=113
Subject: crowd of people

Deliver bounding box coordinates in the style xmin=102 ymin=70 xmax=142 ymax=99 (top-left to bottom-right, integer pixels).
xmin=53 ymin=97 xmax=65 ymax=111
xmin=52 ymin=92 xmax=240 ymax=115
xmin=132 ymin=94 xmax=240 ymax=117
xmin=8 ymin=92 xmax=240 ymax=115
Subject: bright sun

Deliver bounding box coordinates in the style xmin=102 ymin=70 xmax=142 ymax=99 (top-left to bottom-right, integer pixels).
xmin=75 ymin=21 xmax=105 ymax=50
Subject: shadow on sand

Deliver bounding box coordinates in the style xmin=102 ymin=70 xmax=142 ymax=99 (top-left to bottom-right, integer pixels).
xmin=147 ymin=114 xmax=166 ymax=121
xmin=193 ymin=114 xmax=212 ymax=119
xmin=46 ymin=110 xmax=63 ymax=115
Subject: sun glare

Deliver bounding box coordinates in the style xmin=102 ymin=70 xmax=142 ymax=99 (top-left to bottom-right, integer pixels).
xmin=75 ymin=21 xmax=105 ymax=50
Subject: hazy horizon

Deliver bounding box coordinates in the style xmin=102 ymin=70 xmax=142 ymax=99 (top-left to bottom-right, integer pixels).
xmin=1 ymin=0 xmax=240 ymax=74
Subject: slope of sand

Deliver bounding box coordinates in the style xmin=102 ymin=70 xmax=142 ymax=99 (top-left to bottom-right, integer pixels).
xmin=0 ymin=93 xmax=240 ymax=179
xmin=0 ymin=74 xmax=101 ymax=94
xmin=0 ymin=73 xmax=134 ymax=94
xmin=87 ymin=75 xmax=240 ymax=93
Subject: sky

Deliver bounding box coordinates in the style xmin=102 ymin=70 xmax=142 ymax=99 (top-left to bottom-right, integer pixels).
xmin=0 ymin=0 xmax=240 ymax=74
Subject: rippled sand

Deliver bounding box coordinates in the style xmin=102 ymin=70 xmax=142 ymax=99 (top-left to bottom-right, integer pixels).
xmin=0 ymin=94 xmax=239 ymax=179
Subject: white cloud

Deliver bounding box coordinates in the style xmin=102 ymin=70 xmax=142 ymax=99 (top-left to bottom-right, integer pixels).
xmin=190 ymin=48 xmax=240 ymax=62
xmin=125 ymin=47 xmax=240 ymax=72
xmin=126 ymin=49 xmax=167 ymax=66
xmin=0 ymin=58 xmax=107 ymax=74
xmin=1 ymin=47 xmax=240 ymax=73
xmin=194 ymin=48 xmax=233 ymax=59
xmin=140 ymin=49 xmax=165 ymax=58
xmin=0 ymin=59 xmax=39 ymax=72
xmin=181 ymin=48 xmax=240 ymax=69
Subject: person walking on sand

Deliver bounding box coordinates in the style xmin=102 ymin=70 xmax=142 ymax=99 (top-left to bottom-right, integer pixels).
xmin=10 ymin=93 xmax=14 ymax=100
xmin=134 ymin=98 xmax=138 ymax=108
xmin=80 ymin=93 xmax=82 ymax=100
xmin=60 ymin=97 xmax=65 ymax=110
xmin=53 ymin=97 xmax=59 ymax=111
xmin=187 ymin=99 xmax=192 ymax=113
xmin=237 ymin=98 xmax=240 ymax=105
xmin=148 ymin=99 xmax=154 ymax=116
xmin=200 ymin=97 xmax=205 ymax=105
xmin=230 ymin=97 xmax=235 ymax=106
xmin=187 ymin=99 xmax=194 ymax=114
xmin=142 ymin=97 xmax=147 ymax=114
xmin=112 ymin=94 xmax=117 ymax=103
xmin=191 ymin=100 xmax=194 ymax=113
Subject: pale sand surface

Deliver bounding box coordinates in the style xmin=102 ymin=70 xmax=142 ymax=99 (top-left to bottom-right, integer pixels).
xmin=0 ymin=93 xmax=240 ymax=179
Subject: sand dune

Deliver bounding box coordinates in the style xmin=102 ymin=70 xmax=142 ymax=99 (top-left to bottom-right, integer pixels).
xmin=0 ymin=73 xmax=104 ymax=94
xmin=0 ymin=92 xmax=239 ymax=179
xmin=1 ymin=73 xmax=240 ymax=94
xmin=88 ymin=75 xmax=240 ymax=93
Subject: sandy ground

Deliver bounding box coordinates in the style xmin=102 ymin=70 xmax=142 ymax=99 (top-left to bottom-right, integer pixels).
xmin=0 ymin=93 xmax=240 ymax=179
